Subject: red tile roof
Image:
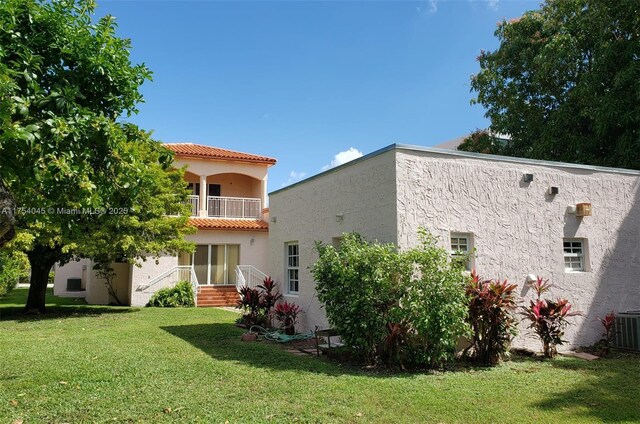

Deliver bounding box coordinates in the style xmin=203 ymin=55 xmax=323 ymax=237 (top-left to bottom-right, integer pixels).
xmin=165 ymin=143 xmax=276 ymax=165
xmin=188 ymin=218 xmax=269 ymax=232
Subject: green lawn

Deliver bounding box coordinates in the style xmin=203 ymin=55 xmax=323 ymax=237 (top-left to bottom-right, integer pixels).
xmin=1 ymin=289 xmax=638 ymax=423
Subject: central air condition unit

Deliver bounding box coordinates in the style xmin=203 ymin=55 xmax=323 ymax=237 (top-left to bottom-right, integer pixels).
xmin=613 ymin=311 xmax=640 ymax=351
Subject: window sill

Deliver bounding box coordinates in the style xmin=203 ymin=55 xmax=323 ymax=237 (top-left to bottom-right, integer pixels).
xmin=284 ymin=293 xmax=299 ymax=298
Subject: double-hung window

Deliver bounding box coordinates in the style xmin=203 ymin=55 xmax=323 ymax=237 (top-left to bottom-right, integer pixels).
xmin=286 ymin=242 xmax=299 ymax=294
xmin=450 ymin=233 xmax=472 ymax=270
xmin=563 ymin=239 xmax=586 ymax=272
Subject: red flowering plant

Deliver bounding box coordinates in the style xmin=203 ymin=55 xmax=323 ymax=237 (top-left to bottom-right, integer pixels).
xmin=521 ymin=277 xmax=580 ymax=358
xmin=465 ymin=271 xmax=519 ymax=365
xmin=236 ymin=276 xmax=282 ymax=327
xmin=257 ymin=276 xmax=282 ymax=327
xmin=596 ymin=311 xmax=616 ymax=356
xmin=274 ymin=301 xmax=301 ymax=335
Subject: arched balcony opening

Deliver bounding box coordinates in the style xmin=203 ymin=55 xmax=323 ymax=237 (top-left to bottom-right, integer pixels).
xmin=182 ymin=172 xmax=265 ymax=219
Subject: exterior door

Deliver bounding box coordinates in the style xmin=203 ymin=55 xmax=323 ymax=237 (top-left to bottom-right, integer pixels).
xmin=209 ymin=184 xmax=222 ymax=216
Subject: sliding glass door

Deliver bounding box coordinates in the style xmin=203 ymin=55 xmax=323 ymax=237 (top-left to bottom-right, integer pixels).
xmin=186 ymin=244 xmax=240 ymax=285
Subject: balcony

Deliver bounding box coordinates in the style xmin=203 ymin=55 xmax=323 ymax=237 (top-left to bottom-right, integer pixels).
xmin=208 ymin=196 xmax=261 ymax=219
xmin=185 ymin=195 xmax=262 ymax=219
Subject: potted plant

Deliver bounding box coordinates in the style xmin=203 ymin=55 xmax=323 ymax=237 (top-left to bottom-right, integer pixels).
xmin=274 ymin=301 xmax=301 ymax=335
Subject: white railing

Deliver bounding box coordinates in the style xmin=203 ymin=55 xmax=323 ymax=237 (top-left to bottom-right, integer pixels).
xmin=208 ymin=196 xmax=261 ymax=219
xmin=137 ymin=265 xmax=199 ymax=306
xmin=186 ymin=195 xmax=199 ymax=217
xmin=235 ymin=265 xmax=269 ymax=291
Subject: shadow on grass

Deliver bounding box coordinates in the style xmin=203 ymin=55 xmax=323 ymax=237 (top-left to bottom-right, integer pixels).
xmin=532 ymin=352 xmax=640 ymax=422
xmin=161 ymin=322 xmax=413 ymax=378
xmin=160 ymin=322 xmax=518 ymax=378
xmin=0 ymin=287 xmax=139 ymax=322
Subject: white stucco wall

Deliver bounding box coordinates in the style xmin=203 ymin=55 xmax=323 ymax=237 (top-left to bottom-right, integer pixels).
xmin=268 ymin=150 xmax=398 ymax=332
xmin=175 ymin=157 xmax=269 ymax=182
xmin=53 ymin=258 xmax=90 ymax=297
xmin=86 ymin=262 xmax=132 ymax=306
xmin=395 ymin=148 xmax=640 ymax=348
xmin=130 ymin=254 xmax=179 ymax=306
xmin=269 ymin=144 xmax=639 ymax=349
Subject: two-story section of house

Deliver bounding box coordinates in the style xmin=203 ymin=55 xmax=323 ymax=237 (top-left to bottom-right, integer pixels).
xmin=53 ymin=143 xmax=276 ymax=307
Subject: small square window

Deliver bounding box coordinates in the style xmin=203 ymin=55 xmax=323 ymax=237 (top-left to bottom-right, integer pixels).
xmin=563 ymin=239 xmax=586 ymax=272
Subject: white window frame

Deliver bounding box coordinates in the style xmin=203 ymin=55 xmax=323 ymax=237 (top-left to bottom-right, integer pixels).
xmin=286 ymin=242 xmax=299 ymax=294
xmin=563 ymin=239 xmax=586 ymax=272
xmin=450 ymin=232 xmax=473 ymax=271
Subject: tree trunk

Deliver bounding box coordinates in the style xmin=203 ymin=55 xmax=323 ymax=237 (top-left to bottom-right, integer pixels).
xmin=25 ymin=244 xmax=61 ymax=313
xmin=0 ymin=181 xmax=16 ymax=247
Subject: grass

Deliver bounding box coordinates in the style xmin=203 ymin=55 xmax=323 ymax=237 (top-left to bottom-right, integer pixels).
xmin=1 ymin=288 xmax=639 ymax=423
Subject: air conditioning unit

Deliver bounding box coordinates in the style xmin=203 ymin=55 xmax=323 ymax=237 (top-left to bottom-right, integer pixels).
xmin=613 ymin=311 xmax=640 ymax=351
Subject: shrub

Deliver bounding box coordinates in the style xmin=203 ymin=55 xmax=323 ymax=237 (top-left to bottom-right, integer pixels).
xmin=596 ymin=311 xmax=616 ymax=356
xmin=312 ymin=233 xmax=411 ymax=366
xmin=274 ymin=301 xmax=301 ymax=335
xmin=396 ymin=230 xmax=471 ymax=368
xmin=236 ymin=276 xmax=281 ymax=327
xmin=312 ymin=230 xmax=471 ymax=369
xmin=465 ymin=271 xmax=518 ymax=365
xmin=0 ymin=250 xmax=30 ymax=297
xmin=147 ymin=281 xmax=195 ymax=307
xmin=521 ymin=277 xmax=579 ymax=358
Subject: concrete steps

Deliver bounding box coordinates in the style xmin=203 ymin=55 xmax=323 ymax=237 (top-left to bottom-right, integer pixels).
xmin=196 ymin=286 xmax=239 ymax=307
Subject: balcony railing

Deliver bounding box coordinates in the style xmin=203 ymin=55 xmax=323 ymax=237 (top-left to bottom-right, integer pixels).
xmin=184 ymin=195 xmax=262 ymax=219
xmin=208 ymin=196 xmax=261 ymax=219
xmin=186 ymin=195 xmax=199 ymax=217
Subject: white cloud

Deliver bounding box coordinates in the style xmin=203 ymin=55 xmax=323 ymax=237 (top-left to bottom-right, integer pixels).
xmin=427 ymin=0 xmax=438 ymax=14
xmin=487 ymin=0 xmax=499 ymax=11
xmin=321 ymin=147 xmax=364 ymax=172
xmin=282 ymin=170 xmax=307 ymax=187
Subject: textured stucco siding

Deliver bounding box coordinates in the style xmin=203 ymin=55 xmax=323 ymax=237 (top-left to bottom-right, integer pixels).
xmin=395 ymin=149 xmax=640 ymax=348
xmin=130 ymin=255 xmax=178 ymax=306
xmin=268 ymin=150 xmax=398 ymax=332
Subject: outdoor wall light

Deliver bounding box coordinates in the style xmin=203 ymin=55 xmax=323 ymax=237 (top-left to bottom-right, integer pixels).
xmin=548 ymin=186 xmax=559 ymax=195
xmin=335 ymin=213 xmax=344 ymax=222
xmin=270 ymin=216 xmax=277 ymax=223
xmin=576 ymin=203 xmax=592 ymax=217
xmin=522 ymin=173 xmax=534 ymax=183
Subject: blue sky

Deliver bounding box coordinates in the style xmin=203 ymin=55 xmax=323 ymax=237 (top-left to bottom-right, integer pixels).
xmin=97 ymin=0 xmax=539 ymax=190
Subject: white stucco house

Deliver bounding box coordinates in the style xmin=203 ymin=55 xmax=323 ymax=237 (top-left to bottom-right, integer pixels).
xmin=54 ymin=143 xmax=276 ymax=307
xmin=268 ymin=144 xmax=640 ymax=348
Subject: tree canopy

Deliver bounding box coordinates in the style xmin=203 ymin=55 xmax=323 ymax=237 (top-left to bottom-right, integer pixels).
xmin=0 ymin=0 xmax=194 ymax=311
xmin=468 ymin=0 xmax=640 ymax=170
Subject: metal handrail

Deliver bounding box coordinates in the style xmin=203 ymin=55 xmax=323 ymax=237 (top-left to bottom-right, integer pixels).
xmin=138 ymin=266 xmax=199 ymax=302
xmin=235 ymin=265 xmax=269 ymax=292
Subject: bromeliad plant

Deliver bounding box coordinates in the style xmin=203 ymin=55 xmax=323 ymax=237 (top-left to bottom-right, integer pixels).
xmin=465 ymin=271 xmax=519 ymax=365
xmin=522 ymin=277 xmax=580 ymax=358
xmin=236 ymin=276 xmax=282 ymax=327
xmin=274 ymin=301 xmax=301 ymax=335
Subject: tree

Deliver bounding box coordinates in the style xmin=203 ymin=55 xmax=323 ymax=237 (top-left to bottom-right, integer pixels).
xmin=469 ymin=0 xmax=640 ymax=170
xmin=0 ymin=0 xmax=193 ymax=311
xmin=457 ymin=129 xmax=504 ymax=155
